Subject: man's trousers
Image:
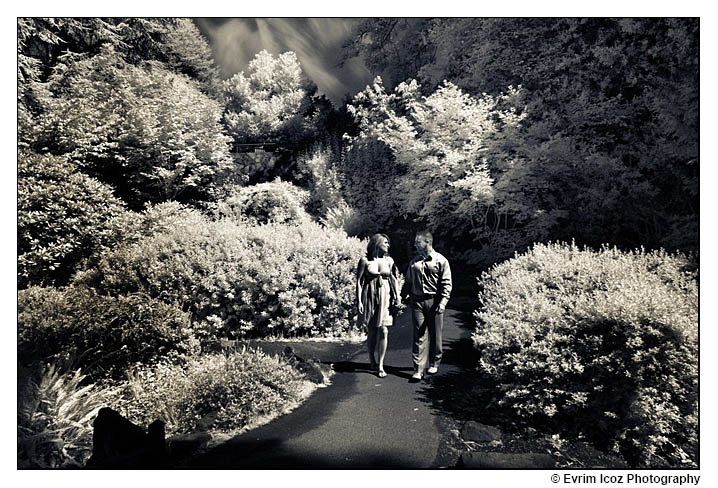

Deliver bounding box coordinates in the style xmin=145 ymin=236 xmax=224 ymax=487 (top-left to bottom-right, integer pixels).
xmin=410 ymin=295 xmax=444 ymax=373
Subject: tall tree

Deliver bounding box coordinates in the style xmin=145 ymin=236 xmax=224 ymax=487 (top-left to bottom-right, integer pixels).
xmin=343 ymin=18 xmax=699 ymax=257
xmin=346 ymin=77 xmax=528 ymax=264
xmin=32 ymin=45 xmax=234 ymax=207
xmin=223 ymin=50 xmax=321 ymax=146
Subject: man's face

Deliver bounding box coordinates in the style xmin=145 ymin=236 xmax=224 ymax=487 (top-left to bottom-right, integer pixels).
xmin=415 ymin=236 xmax=430 ymax=256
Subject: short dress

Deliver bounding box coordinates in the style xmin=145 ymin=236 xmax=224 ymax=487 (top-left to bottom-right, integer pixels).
xmin=358 ymin=262 xmax=395 ymax=328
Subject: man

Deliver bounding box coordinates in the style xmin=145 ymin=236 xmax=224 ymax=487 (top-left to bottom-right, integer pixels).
xmin=401 ymin=230 xmax=452 ymax=382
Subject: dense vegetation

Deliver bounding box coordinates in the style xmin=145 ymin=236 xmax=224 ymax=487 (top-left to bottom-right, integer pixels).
xmin=342 ymin=18 xmax=698 ymax=265
xmin=474 ymin=243 xmax=697 ymax=467
xmin=17 ymin=18 xmax=698 ymax=468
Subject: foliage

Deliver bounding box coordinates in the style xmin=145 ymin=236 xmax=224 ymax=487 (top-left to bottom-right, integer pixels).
xmin=31 ymin=45 xmax=234 ymax=207
xmin=18 ymin=363 xmax=115 ymax=468
xmin=77 ymin=210 xmax=366 ymax=339
xmin=223 ymin=50 xmax=320 ymax=145
xmin=292 ymin=145 xmax=344 ymax=217
xmin=213 ymin=180 xmax=311 ymax=226
xmin=18 ymin=18 xmax=222 ymax=157
xmin=473 ymin=242 xmax=698 ymax=467
xmin=18 ymin=151 xmax=126 ymax=288
xmin=346 ymin=77 xmax=527 ymax=262
xmin=18 ymin=286 xmax=198 ymax=379
xmin=17 ymin=18 xmax=218 ymax=89
xmin=343 ymin=18 xmax=698 ymax=259
xmin=341 ymin=18 xmax=435 ymax=89
xmin=320 ymin=200 xmax=376 ymax=238
xmin=338 ymin=134 xmax=402 ymax=235
xmin=112 ymin=348 xmax=310 ymax=436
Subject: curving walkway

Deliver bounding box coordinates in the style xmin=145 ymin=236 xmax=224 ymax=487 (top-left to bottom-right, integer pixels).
xmin=183 ymin=308 xmax=473 ymax=469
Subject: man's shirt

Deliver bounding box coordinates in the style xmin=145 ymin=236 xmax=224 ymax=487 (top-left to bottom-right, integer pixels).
xmin=402 ymin=250 xmax=452 ymax=308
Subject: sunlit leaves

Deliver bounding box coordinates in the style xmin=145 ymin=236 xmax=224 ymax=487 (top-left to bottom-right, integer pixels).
xmin=34 ymin=46 xmax=233 ymax=205
xmin=223 ymin=50 xmax=319 ymax=144
xmin=18 ymin=151 xmax=126 ymax=287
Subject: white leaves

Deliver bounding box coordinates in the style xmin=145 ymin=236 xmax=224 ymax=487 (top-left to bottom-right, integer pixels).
xmin=223 ymin=50 xmax=314 ymax=142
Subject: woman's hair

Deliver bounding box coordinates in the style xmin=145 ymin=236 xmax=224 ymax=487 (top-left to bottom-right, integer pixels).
xmin=366 ymin=233 xmax=390 ymax=260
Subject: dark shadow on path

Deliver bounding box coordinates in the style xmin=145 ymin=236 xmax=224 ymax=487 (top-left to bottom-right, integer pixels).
xmin=330 ymin=361 xmax=414 ymax=380
xmin=182 ymin=436 xmax=423 ymax=469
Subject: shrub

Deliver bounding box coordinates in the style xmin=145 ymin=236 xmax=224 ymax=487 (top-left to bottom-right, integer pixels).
xmin=18 ymin=151 xmax=126 ymax=288
xmin=213 ymin=180 xmax=310 ymax=225
xmin=473 ymin=242 xmax=697 ymax=467
xmin=293 ymin=146 xmax=344 ymax=218
xmin=112 ymin=348 xmax=311 ymax=436
xmin=99 ymin=201 xmax=208 ymax=253
xmin=18 ymin=286 xmax=198 ymax=378
xmin=77 ymin=215 xmax=366 ymax=339
xmin=320 ymin=199 xmax=377 ymax=238
xmin=18 ymin=363 xmax=114 ymax=468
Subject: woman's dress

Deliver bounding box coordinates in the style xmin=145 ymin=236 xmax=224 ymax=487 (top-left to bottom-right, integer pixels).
xmin=358 ymin=262 xmax=394 ymax=328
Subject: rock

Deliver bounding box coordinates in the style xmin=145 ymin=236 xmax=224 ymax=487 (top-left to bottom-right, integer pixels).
xmin=461 ymin=421 xmax=502 ymax=443
xmin=86 ymin=407 xmax=166 ymax=468
xmin=456 ymin=451 xmax=556 ymax=469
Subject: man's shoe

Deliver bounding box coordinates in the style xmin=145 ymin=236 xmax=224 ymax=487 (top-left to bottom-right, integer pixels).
xmin=427 ymin=366 xmax=438 ymax=375
xmin=410 ymin=372 xmax=422 ymax=382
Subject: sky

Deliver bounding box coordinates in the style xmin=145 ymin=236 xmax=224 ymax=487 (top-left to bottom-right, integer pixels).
xmin=194 ymin=18 xmax=376 ymax=105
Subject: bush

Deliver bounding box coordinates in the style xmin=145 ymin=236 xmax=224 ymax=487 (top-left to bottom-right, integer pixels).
xmin=112 ymin=348 xmax=311 ymax=436
xmin=293 ymin=146 xmax=344 ymax=218
xmin=213 ymin=180 xmax=310 ymax=225
xmin=18 ymin=151 xmax=126 ymax=288
xmin=320 ymin=199 xmax=377 ymax=238
xmin=18 ymin=363 xmax=114 ymax=468
xmin=473 ymin=242 xmax=697 ymax=467
xmin=18 ymin=286 xmax=198 ymax=378
xmin=77 ymin=214 xmax=366 ymax=339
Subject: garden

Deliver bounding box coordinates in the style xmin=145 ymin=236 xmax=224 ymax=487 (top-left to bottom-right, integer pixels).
xmin=17 ymin=18 xmax=698 ymax=469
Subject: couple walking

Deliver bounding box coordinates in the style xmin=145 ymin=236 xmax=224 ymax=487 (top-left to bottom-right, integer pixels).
xmin=356 ymin=230 xmax=452 ymax=382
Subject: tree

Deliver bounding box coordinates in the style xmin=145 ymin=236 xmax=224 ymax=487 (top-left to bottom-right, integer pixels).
xmin=223 ymin=50 xmax=320 ymax=145
xmin=341 ymin=18 xmax=435 ymax=90
xmin=32 ymin=46 xmax=234 ymax=207
xmin=346 ymin=77 xmax=529 ymax=263
xmin=17 ymin=18 xmax=219 ymax=90
xmin=343 ymin=18 xmax=699 ymax=257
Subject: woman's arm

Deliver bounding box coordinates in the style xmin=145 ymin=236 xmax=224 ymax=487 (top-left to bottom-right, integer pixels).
xmin=388 ymin=257 xmax=400 ymax=304
xmin=356 ymin=257 xmax=367 ymax=313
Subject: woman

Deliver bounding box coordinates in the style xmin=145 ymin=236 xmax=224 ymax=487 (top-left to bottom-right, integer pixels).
xmin=356 ymin=233 xmax=400 ymax=378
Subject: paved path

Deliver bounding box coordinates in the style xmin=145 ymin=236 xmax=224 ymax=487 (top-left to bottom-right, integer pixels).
xmin=185 ymin=307 xmax=473 ymax=469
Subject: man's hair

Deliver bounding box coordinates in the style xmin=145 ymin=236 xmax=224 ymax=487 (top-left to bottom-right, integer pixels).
xmin=415 ymin=230 xmax=433 ymax=245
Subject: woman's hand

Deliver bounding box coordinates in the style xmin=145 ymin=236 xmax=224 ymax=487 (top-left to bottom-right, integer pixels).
xmin=358 ymin=301 xmax=364 ymax=314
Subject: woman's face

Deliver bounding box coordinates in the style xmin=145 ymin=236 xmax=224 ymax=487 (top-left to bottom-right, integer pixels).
xmin=378 ymin=236 xmax=390 ymax=254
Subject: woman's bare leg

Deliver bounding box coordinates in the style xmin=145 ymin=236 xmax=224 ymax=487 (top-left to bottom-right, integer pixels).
xmin=367 ymin=325 xmax=377 ymax=370
xmin=378 ymin=326 xmax=388 ymax=376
